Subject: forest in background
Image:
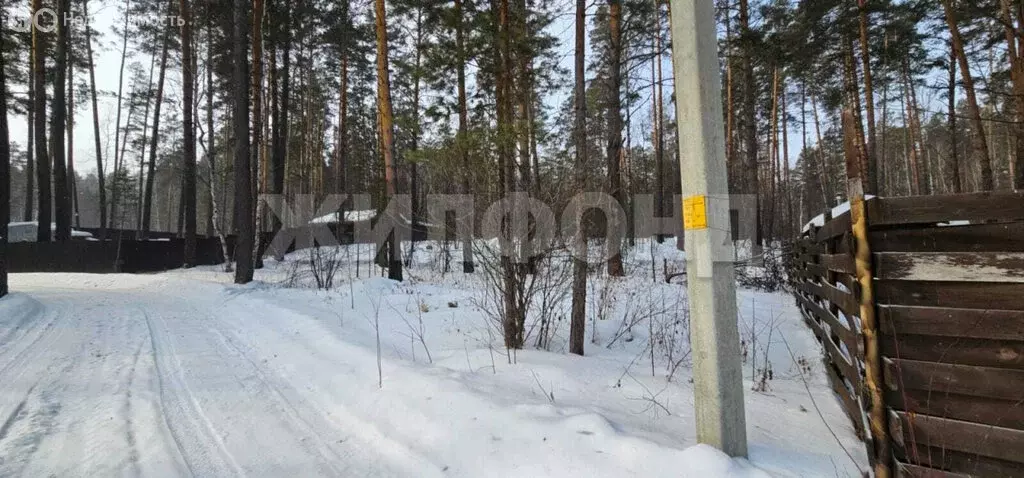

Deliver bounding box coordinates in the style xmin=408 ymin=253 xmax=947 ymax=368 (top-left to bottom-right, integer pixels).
xmin=2 ymin=0 xmax=1023 ymax=342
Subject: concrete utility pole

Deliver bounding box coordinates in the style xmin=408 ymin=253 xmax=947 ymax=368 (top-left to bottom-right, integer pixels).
xmin=669 ymin=0 xmax=748 ymax=457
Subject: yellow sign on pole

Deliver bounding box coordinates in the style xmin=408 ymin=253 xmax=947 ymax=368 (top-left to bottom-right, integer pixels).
xmin=683 ymin=195 xmax=708 ymax=230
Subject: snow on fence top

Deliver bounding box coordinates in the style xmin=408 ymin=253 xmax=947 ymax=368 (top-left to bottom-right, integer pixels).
xmin=309 ymin=210 xmax=377 ymax=224
xmin=6 ymin=222 xmax=94 ymax=242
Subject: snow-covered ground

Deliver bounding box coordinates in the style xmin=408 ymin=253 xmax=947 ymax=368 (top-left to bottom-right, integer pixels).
xmin=0 ymin=240 xmax=867 ymax=477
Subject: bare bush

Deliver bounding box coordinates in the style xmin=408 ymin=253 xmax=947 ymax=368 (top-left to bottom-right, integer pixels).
xmin=281 ymin=245 xmax=345 ymax=290
xmin=471 ymin=240 xmax=571 ymax=351
xmin=736 ymin=244 xmax=788 ymax=292
xmin=589 ymin=275 xmax=620 ymax=345
xmin=309 ymin=245 xmax=344 ymax=290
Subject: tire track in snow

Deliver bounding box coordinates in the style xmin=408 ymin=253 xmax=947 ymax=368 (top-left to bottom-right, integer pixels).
xmin=0 ymin=295 xmax=45 ymax=352
xmin=206 ymin=290 xmax=446 ymax=476
xmin=0 ymin=299 xmax=66 ymax=380
xmin=122 ymin=338 xmax=146 ymax=478
xmin=7 ymin=293 xmax=143 ymax=477
xmin=0 ymin=383 xmax=37 ymax=443
xmin=204 ymin=325 xmax=354 ymax=476
xmin=0 ymin=298 xmax=74 ymax=477
xmin=143 ymin=308 xmax=246 ymax=477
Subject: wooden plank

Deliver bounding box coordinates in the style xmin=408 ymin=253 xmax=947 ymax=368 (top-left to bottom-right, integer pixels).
xmin=883 ymin=358 xmax=1024 ymax=401
xmin=896 ymin=462 xmax=973 ymax=478
xmin=806 ymin=316 xmax=861 ymax=391
xmin=881 ymin=334 xmax=1024 ymax=370
xmin=796 ymin=240 xmax=825 ymax=255
xmin=875 ymin=280 xmax=1024 ymax=311
xmin=816 ymin=211 xmax=851 ymax=241
xmin=819 ymin=253 xmax=855 ymax=275
xmin=818 ymin=280 xmax=859 ymax=317
xmin=869 ymin=191 xmax=1024 ymax=227
xmin=796 ymin=293 xmax=860 ymax=355
xmin=875 ymin=252 xmax=1024 ymax=283
xmin=893 ymin=443 xmax=1024 ymax=478
xmin=834 ymin=272 xmax=857 ymax=294
xmin=796 ymin=279 xmax=859 ymax=318
xmin=832 ymin=232 xmax=854 ymax=255
xmin=803 ymin=262 xmax=827 ymax=278
xmin=889 ymin=410 xmax=1024 ymax=464
xmin=826 ymin=363 xmax=865 ymax=437
xmin=879 ymin=306 xmax=1024 ymax=341
xmin=870 ymin=222 xmax=1024 ymax=253
xmin=886 ymin=388 xmax=1024 ymax=431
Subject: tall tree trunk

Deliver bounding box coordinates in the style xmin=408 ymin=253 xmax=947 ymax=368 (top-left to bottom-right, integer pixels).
xmin=942 ymin=0 xmax=994 ymax=190
xmin=801 ymin=84 xmax=823 ymax=215
xmin=205 ymin=0 xmax=230 ymax=269
xmin=181 ymin=0 xmax=198 ymax=265
xmin=136 ymin=41 xmax=159 ymax=236
xmin=767 ymin=66 xmax=779 ymax=241
xmin=528 ymin=77 xmax=540 ymax=197
xmin=724 ymin=0 xmax=734 ymax=182
xmin=270 ymin=2 xmax=290 ymax=246
xmin=495 ymin=0 xmax=522 ymax=347
xmin=844 ymin=41 xmax=871 ymax=197
xmin=569 ymin=0 xmax=588 ymax=356
xmin=514 ymin=0 xmax=531 ymax=195
xmin=375 ymin=0 xmax=403 ymax=281
xmin=606 ymin=0 xmax=624 ymax=276
xmin=455 ymin=0 xmax=474 ymax=273
xmin=24 ymin=46 xmax=34 ymax=223
xmin=111 ymin=83 xmax=137 ymax=232
xmin=52 ymin=0 xmax=71 ymax=241
xmin=902 ymin=58 xmax=928 ymax=195
xmin=144 ymin=9 xmax=172 ymax=236
xmin=653 ymin=4 xmax=665 ymax=244
xmin=84 ymin=0 xmax=106 ymax=235
xmin=899 ymin=61 xmax=919 ymax=195
xmin=811 ymin=94 xmax=832 ymax=205
xmin=111 ymin=0 xmax=132 ymax=235
xmin=32 ymin=0 xmax=51 ymax=242
xmin=948 ymin=41 xmax=962 ymax=193
xmin=782 ymin=84 xmax=793 ymax=236
xmin=1001 ymin=0 xmax=1024 ymax=190
xmin=231 ymin=0 xmax=253 ymax=282
xmin=858 ymin=0 xmax=877 ymax=194
xmin=252 ymin=0 xmax=265 ymax=270
xmin=1 ymin=24 xmax=10 ymax=297
xmin=336 ymin=0 xmax=349 ymax=197
xmin=68 ymin=19 xmax=79 ymax=228
xmin=409 ymin=8 xmax=423 ymax=261
xmin=738 ymin=0 xmax=760 ymax=245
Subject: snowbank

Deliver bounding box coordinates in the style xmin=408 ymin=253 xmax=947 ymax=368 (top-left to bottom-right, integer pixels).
xmin=3 ymin=239 xmax=867 ymax=476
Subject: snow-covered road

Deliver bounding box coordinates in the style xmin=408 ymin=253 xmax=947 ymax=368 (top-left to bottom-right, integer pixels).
xmin=0 ymin=268 xmax=863 ymax=477
xmin=0 ymin=276 xmax=431 ymax=477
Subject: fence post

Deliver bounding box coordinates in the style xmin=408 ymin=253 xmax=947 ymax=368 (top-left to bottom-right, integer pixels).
xmin=843 ymin=111 xmax=889 ymax=477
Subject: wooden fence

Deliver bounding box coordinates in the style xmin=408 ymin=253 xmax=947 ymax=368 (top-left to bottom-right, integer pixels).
xmin=789 ymin=191 xmax=1024 ymax=478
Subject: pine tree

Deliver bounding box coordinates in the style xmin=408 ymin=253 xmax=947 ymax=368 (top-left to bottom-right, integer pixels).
xmin=83 ymin=0 xmax=107 ymax=235
xmin=605 ymin=0 xmax=625 ymax=276
xmin=31 ymin=0 xmax=50 ymax=242
xmin=942 ymin=0 xmax=993 ymax=191
xmin=233 ymin=0 xmax=254 ymax=283
xmin=375 ymin=0 xmax=403 ymax=282
xmin=1 ymin=12 xmax=10 ymax=297
xmin=569 ymin=0 xmax=588 ymax=356
xmin=52 ymin=0 xmax=72 ymax=241
xmin=180 ymin=0 xmax=198 ymax=265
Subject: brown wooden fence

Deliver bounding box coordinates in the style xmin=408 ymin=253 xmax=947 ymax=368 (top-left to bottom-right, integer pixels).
xmin=790 ymin=191 xmax=1024 ymax=478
